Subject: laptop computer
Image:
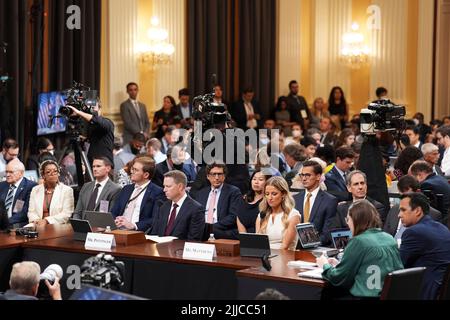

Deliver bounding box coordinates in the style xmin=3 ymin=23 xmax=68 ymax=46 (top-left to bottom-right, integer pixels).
xmin=69 ymin=284 xmax=146 ymax=300
xmin=296 ymin=223 xmax=339 ymax=257
xmin=84 ymin=211 xmax=117 ymax=230
xmin=330 ymin=228 xmax=352 ymax=250
xmin=69 ymin=218 xmax=93 ymax=241
xmin=238 ymin=233 xmax=271 ymax=258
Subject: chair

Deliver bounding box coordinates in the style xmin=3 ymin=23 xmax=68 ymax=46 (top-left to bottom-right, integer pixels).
xmin=438 ymin=264 xmax=450 ymax=300
xmin=380 ymin=267 xmax=426 ymax=300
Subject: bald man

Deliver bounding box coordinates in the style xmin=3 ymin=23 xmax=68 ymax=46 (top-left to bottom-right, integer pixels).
xmin=0 ymin=159 xmax=37 ymax=227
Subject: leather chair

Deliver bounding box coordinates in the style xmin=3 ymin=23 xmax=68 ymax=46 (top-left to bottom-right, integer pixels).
xmin=380 ymin=267 xmax=426 ymax=300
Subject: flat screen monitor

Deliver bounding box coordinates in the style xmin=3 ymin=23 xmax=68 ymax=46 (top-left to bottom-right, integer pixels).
xmin=37 ymin=91 xmax=67 ymax=136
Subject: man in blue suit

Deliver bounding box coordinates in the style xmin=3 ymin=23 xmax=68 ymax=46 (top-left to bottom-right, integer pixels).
xmin=399 ymin=193 xmax=450 ymax=300
xmin=149 ymin=170 xmax=204 ymax=240
xmin=0 ymin=159 xmax=36 ymax=227
xmin=111 ymin=157 xmax=165 ymax=231
xmin=191 ymin=163 xmax=244 ymax=240
xmin=410 ymin=160 xmax=450 ymax=225
xmin=294 ymin=160 xmax=338 ymax=244
xmin=324 ymin=147 xmax=354 ymax=202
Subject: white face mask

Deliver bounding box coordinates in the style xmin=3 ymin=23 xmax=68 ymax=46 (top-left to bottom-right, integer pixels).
xmin=292 ymin=130 xmax=302 ymax=138
xmin=260 ymin=137 xmax=269 ymax=145
xmin=49 ymin=150 xmax=55 ymax=156
xmin=413 ymin=118 xmax=420 ymax=126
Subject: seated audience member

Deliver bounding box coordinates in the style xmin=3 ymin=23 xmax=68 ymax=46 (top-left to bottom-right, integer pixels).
xmin=0 ymin=159 xmax=36 ymax=227
xmin=160 ymin=126 xmax=177 ymax=154
xmin=0 ymin=261 xmax=61 ymax=300
xmin=284 ymin=123 xmax=303 ymax=146
xmin=28 ymin=160 xmax=74 ymax=226
xmin=26 ymin=137 xmax=55 ymax=172
xmin=72 ymin=157 xmax=122 ymax=220
xmin=274 ymin=96 xmax=294 ymax=134
xmin=152 ymin=145 xmax=197 ymax=187
xmin=319 ymin=117 xmax=338 ymax=147
xmin=191 ymin=163 xmax=244 ymax=240
xmin=421 ymin=143 xmax=444 ymax=176
xmin=335 ymin=128 xmax=355 ymax=149
xmin=309 ymin=97 xmax=330 ymax=129
xmin=384 ymin=175 xmax=441 ymax=238
xmin=398 ymin=193 xmax=450 ymax=300
xmin=332 ymin=170 xmax=386 ymax=229
xmin=393 ymin=146 xmax=422 ymax=180
xmin=111 ymin=157 xmax=165 ymax=231
xmin=113 ymin=136 xmax=134 ymax=176
xmin=325 ymin=147 xmax=354 ymax=202
xmin=149 ymin=170 xmax=204 ymax=240
xmin=123 ymin=132 xmax=146 ymax=156
xmin=256 ymin=177 xmax=301 ymax=249
xmin=0 ymin=138 xmax=20 ymax=175
xmin=146 ymin=138 xmax=167 ymax=165
xmin=317 ymin=200 xmax=403 ymax=299
xmin=410 ymin=160 xmax=450 ymax=225
xmin=38 ymin=152 xmax=74 ymax=186
xmin=294 ymin=161 xmax=338 ymax=244
xmin=237 ymin=170 xmax=271 ymax=234
xmin=255 ymin=288 xmax=290 ymax=300
xmin=405 ymin=126 xmax=423 ymax=150
xmin=300 ymin=136 xmax=317 ymax=160
xmin=283 ymin=144 xmax=307 ymax=188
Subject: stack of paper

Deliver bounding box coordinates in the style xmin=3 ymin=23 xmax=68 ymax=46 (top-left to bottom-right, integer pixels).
xmin=297 ymin=268 xmax=324 ymax=279
xmin=287 ymin=260 xmax=318 ymax=270
xmin=145 ymin=236 xmax=178 ymax=243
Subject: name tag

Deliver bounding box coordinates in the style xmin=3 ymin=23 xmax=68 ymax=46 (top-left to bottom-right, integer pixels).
xmin=300 ymin=110 xmax=308 ymax=119
xmin=183 ymin=242 xmax=216 ymax=261
xmin=100 ymin=200 xmax=109 ymax=213
xmin=13 ymin=200 xmax=25 ymax=213
xmin=85 ymin=233 xmax=116 ymax=250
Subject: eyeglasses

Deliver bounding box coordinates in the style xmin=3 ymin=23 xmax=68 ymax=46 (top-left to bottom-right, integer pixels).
xmin=299 ymin=173 xmax=313 ymax=178
xmin=208 ymin=173 xmax=225 ymax=178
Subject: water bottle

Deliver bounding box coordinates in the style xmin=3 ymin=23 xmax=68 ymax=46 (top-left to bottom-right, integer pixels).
xmin=208 ymin=233 xmax=215 ymax=241
xmin=105 ymin=226 xmax=112 ymax=233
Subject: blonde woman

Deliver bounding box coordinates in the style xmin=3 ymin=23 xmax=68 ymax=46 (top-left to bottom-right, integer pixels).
xmin=256 ymin=177 xmax=301 ymax=250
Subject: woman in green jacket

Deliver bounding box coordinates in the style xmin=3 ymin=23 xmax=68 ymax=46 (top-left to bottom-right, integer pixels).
xmin=316 ymin=199 xmax=404 ymax=298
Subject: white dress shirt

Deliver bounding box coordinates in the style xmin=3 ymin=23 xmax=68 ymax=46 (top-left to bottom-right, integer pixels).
xmin=93 ymin=178 xmax=109 ymax=205
xmin=0 ymin=153 xmax=6 ymax=176
xmin=168 ymin=193 xmax=188 ymax=223
xmin=441 ymin=147 xmax=450 ymax=176
xmin=130 ymin=181 xmax=151 ymax=226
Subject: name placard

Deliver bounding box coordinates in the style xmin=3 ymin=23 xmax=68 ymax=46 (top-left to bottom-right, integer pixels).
xmin=183 ymin=242 xmax=216 ymax=261
xmin=85 ymin=233 xmax=116 ymax=250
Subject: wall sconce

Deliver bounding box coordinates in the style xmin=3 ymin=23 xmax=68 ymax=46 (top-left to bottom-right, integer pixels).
xmin=136 ymin=17 xmax=175 ymax=68
xmin=340 ymin=22 xmax=370 ymax=69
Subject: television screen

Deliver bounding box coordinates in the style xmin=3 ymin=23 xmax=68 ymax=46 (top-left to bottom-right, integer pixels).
xmin=37 ymin=91 xmax=67 ymax=136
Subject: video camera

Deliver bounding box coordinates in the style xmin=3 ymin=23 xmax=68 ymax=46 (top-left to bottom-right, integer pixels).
xmin=360 ymin=99 xmax=406 ymax=134
xmin=192 ymin=92 xmax=230 ymax=131
xmin=59 ymin=81 xmax=98 ymax=117
xmin=80 ymin=253 xmax=125 ymax=290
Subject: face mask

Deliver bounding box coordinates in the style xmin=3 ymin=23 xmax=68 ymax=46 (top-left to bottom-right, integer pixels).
xmin=292 ymin=130 xmax=301 ymax=138
xmin=413 ymin=119 xmax=420 ymax=126
xmin=260 ymin=138 xmax=269 ymax=145
xmin=49 ymin=150 xmax=55 ymax=156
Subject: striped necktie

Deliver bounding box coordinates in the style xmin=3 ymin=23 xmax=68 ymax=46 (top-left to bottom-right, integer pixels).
xmin=5 ymin=184 xmax=16 ymax=213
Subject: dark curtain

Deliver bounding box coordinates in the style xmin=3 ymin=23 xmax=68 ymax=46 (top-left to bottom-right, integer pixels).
xmin=239 ymin=0 xmax=276 ymax=119
xmin=188 ymin=0 xmax=236 ymax=102
xmin=187 ymin=0 xmax=276 ymax=118
xmin=0 ymin=0 xmax=29 ymax=148
xmin=48 ymin=0 xmax=101 ymax=91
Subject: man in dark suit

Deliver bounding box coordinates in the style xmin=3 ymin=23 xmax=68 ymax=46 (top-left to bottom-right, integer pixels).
xmin=111 ymin=157 xmax=165 ymax=231
xmin=0 ymin=159 xmax=36 ymax=227
xmin=333 ymin=170 xmax=387 ymax=229
xmin=153 ymin=146 xmax=197 ymax=188
xmin=399 ymin=193 xmax=450 ymax=300
xmin=120 ymin=82 xmax=150 ymax=145
xmin=410 ymin=160 xmax=450 ymax=225
xmin=384 ymin=175 xmax=442 ymax=237
xmin=191 ymin=163 xmax=244 ymax=240
xmin=149 ymin=170 xmax=204 ymax=240
xmin=72 ymin=157 xmax=122 ymax=219
xmin=294 ymin=160 xmax=338 ymax=244
xmin=422 ymin=143 xmax=445 ymax=176
xmin=230 ymin=87 xmax=262 ymax=130
xmin=325 ymin=147 xmax=354 ymax=202
xmin=286 ymin=80 xmax=311 ymax=130
xmin=172 ymin=88 xmax=193 ymax=120
xmin=405 ymin=126 xmax=423 ymax=150
xmin=319 ymin=117 xmax=338 ymax=147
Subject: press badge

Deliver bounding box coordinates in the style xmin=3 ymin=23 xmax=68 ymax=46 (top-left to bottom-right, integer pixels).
xmin=13 ymin=200 xmax=25 ymax=213
xmin=100 ymin=200 xmax=109 ymax=213
xmin=300 ymin=110 xmax=308 ymax=119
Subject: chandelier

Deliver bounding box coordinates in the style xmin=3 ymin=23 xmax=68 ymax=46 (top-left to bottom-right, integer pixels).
xmin=340 ymin=23 xmax=370 ymax=69
xmin=136 ymin=17 xmax=175 ymax=68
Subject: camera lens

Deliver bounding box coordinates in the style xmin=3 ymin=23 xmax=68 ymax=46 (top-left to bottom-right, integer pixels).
xmin=59 ymin=106 xmax=72 ymax=116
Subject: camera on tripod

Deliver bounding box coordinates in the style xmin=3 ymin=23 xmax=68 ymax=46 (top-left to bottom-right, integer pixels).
xmin=59 ymin=81 xmax=98 ymax=117
xmin=80 ymin=253 xmax=125 ymax=290
xmin=360 ymin=99 xmax=406 ymax=134
xmin=192 ymin=92 xmax=230 ymax=131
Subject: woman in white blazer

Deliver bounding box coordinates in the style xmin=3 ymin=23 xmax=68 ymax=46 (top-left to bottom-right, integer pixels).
xmin=28 ymin=160 xmax=74 ymax=226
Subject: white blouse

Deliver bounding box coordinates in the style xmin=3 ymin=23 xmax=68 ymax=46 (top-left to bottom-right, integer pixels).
xmin=265 ymin=209 xmax=300 ymax=250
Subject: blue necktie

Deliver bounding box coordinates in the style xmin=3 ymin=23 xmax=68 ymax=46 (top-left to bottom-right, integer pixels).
xmin=5 ymin=184 xmax=16 ymax=213
xmin=395 ymin=224 xmax=406 ymax=240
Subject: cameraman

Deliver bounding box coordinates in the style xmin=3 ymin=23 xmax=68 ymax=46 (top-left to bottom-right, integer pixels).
xmin=0 ymin=262 xmax=61 ymax=300
xmin=67 ymin=102 xmax=114 ymax=167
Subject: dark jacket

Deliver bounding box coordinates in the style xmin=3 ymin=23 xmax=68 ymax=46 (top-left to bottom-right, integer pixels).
xmin=333 ymin=197 xmax=387 ymax=230
xmin=420 ymin=173 xmax=450 ymax=225
xmin=230 ymin=99 xmax=262 ymax=130
xmin=0 ymin=178 xmax=37 ymax=227
xmin=324 ymin=166 xmax=351 ymax=202
xmin=384 ymin=205 xmax=442 ymax=236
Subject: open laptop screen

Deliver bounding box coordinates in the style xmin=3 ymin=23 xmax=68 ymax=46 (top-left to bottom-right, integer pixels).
xmin=238 ymin=233 xmax=271 ymax=257
xmin=296 ymin=223 xmax=321 ymax=249
xmin=330 ymin=229 xmax=352 ymax=250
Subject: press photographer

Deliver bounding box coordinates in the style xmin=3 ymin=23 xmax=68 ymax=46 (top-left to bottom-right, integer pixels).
xmin=64 ymin=91 xmax=114 ymax=168
xmin=0 ymin=261 xmax=62 ymax=300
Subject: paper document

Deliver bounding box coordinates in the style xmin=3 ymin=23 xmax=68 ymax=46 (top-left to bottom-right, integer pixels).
xmin=298 ymin=268 xmax=324 ymax=279
xmin=287 ymin=260 xmax=318 ymax=269
xmin=145 ymin=235 xmax=178 ymax=243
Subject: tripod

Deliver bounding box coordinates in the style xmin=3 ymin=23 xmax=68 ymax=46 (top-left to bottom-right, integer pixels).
xmin=58 ymin=136 xmax=94 ymax=188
